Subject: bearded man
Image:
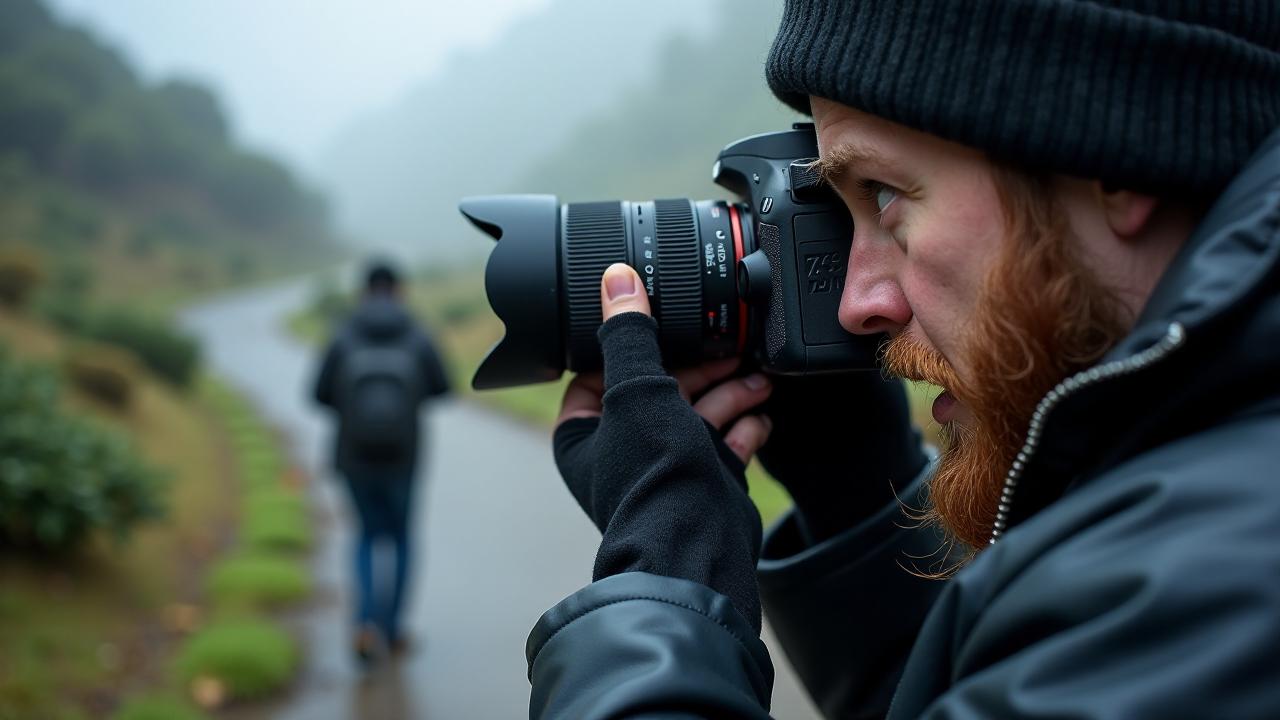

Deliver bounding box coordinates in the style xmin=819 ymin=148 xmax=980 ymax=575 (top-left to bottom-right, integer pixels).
xmin=531 ymin=2 xmax=1280 ymax=718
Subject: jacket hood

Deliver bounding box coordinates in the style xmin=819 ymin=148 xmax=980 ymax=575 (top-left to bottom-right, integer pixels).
xmin=1002 ymin=127 xmax=1280 ymax=534
xmin=350 ymin=295 xmax=412 ymax=342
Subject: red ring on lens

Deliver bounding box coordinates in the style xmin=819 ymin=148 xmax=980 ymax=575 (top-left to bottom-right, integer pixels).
xmin=728 ymin=205 xmax=748 ymax=354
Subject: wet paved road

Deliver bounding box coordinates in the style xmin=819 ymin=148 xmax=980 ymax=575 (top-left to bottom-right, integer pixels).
xmin=182 ymin=278 xmax=821 ymax=719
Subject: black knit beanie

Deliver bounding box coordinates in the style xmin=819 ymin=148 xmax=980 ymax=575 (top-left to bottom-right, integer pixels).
xmin=767 ymin=2 xmax=1280 ymax=195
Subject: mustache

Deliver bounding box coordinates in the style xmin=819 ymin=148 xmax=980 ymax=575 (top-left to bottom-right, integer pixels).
xmin=880 ymin=332 xmax=963 ymax=393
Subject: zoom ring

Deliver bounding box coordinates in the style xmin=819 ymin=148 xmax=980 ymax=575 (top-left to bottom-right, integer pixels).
xmin=653 ymin=199 xmax=702 ymax=360
xmin=563 ymin=202 xmax=628 ymax=371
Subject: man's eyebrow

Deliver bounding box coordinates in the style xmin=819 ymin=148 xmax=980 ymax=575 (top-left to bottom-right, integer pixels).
xmin=811 ymin=143 xmax=889 ymax=187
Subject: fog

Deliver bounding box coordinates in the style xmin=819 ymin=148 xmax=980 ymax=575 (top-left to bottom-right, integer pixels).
xmin=43 ymin=0 xmax=753 ymax=261
xmin=45 ymin=0 xmax=556 ymax=171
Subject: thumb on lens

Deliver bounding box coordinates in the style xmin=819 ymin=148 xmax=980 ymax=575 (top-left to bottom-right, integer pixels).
xmin=600 ymin=263 xmax=651 ymax=320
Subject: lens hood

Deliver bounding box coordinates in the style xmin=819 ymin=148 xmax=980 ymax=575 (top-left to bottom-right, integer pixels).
xmin=459 ymin=194 xmax=564 ymax=389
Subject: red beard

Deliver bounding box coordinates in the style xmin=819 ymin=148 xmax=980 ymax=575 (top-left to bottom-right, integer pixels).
xmin=882 ymin=169 xmax=1127 ymax=555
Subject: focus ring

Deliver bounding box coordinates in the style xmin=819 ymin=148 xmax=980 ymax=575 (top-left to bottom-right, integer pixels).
xmin=563 ymin=202 xmax=628 ymax=371
xmin=653 ymin=199 xmax=702 ymax=360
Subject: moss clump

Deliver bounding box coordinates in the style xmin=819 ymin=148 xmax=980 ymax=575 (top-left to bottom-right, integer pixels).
xmin=112 ymin=694 xmax=208 ymax=720
xmin=207 ymin=554 xmax=309 ymax=609
xmin=175 ymin=620 xmax=297 ymax=700
xmin=243 ymin=491 xmax=310 ymax=552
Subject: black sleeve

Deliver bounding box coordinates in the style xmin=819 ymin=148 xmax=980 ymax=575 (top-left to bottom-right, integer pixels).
xmin=757 ymin=465 xmax=948 ymax=719
xmin=416 ymin=330 xmax=450 ymax=399
xmin=756 ymin=371 xmax=927 ymax=544
xmin=528 ymin=573 xmax=775 ymax=720
xmin=313 ymin=337 xmax=342 ymax=408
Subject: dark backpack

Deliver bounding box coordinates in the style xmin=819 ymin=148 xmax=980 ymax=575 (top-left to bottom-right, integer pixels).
xmin=338 ymin=338 xmax=421 ymax=463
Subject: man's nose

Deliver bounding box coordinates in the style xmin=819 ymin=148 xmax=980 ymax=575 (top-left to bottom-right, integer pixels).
xmin=838 ymin=238 xmax=910 ymax=335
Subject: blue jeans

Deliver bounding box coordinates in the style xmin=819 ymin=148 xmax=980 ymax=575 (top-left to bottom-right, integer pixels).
xmin=343 ymin=467 xmax=415 ymax=642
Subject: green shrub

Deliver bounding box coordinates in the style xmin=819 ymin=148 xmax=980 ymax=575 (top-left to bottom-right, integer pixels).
xmin=0 ymin=345 xmax=165 ymax=552
xmin=176 ymin=620 xmax=297 ymax=699
xmin=237 ymin=443 xmax=283 ymax=487
xmin=208 ymin=554 xmax=309 ymax=608
xmin=438 ymin=295 xmax=486 ymax=327
xmin=308 ymin=281 xmax=353 ymax=327
xmin=37 ymin=260 xmax=95 ymax=334
xmin=0 ymin=246 xmax=44 ymax=309
xmin=227 ymin=423 xmax=266 ymax=447
xmin=112 ymin=694 xmax=208 ymax=720
xmin=232 ymin=430 xmax=274 ymax=454
xmin=62 ymin=343 xmax=140 ymax=410
xmin=38 ymin=292 xmax=89 ymax=334
xmin=80 ymin=309 xmax=199 ymax=388
xmin=244 ymin=491 xmax=310 ymax=552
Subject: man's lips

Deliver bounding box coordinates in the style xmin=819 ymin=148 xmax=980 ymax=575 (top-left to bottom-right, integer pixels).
xmin=932 ymin=390 xmax=959 ymax=424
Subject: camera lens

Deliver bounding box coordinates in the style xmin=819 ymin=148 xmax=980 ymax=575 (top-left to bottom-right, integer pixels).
xmin=460 ymin=195 xmax=754 ymax=389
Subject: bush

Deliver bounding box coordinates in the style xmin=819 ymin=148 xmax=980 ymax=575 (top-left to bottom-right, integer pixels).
xmin=439 ymin=295 xmax=486 ymax=328
xmin=0 ymin=246 xmax=44 ymax=309
xmin=62 ymin=343 xmax=140 ymax=410
xmin=244 ymin=490 xmax=310 ymax=552
xmin=208 ymin=554 xmax=309 ymax=609
xmin=0 ymin=345 xmax=165 ymax=552
xmin=236 ymin=439 xmax=283 ymax=488
xmin=308 ymin=281 xmax=352 ymax=328
xmin=38 ymin=259 xmax=94 ymax=334
xmin=80 ymin=308 xmax=199 ymax=388
xmin=176 ymin=620 xmax=297 ymax=700
xmin=113 ymin=694 xmax=208 ymax=720
xmin=36 ymin=291 xmax=86 ymax=333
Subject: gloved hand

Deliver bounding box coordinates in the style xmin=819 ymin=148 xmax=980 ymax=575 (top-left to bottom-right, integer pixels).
xmin=757 ymin=371 xmax=928 ymax=544
xmin=553 ymin=263 xmax=773 ymax=632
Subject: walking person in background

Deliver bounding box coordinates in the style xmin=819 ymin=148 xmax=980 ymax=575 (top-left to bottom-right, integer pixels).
xmin=313 ymin=261 xmax=450 ymax=664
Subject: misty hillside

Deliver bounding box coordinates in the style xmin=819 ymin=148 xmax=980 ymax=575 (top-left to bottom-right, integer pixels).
xmin=315 ymin=0 xmax=721 ymax=261
xmin=0 ymin=0 xmax=338 ymax=302
xmin=518 ymin=0 xmax=801 ymax=202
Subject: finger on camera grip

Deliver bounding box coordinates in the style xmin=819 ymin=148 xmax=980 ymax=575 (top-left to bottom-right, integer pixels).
xmin=692 ymin=373 xmax=773 ymax=429
xmin=722 ymin=414 xmax=773 ymax=465
xmin=556 ymin=373 xmax=604 ymax=428
xmin=672 ymin=358 xmax=741 ymax=402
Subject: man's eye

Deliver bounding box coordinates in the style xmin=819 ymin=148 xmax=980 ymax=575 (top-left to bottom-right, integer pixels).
xmin=875 ymin=184 xmax=898 ymax=213
xmin=857 ymin=179 xmax=899 ymax=214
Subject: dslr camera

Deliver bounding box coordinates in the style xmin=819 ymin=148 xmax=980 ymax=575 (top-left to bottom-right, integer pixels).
xmin=460 ymin=123 xmax=877 ymax=389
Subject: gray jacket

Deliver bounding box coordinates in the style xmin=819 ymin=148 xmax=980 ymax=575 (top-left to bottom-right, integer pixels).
xmin=527 ymin=128 xmax=1280 ymax=719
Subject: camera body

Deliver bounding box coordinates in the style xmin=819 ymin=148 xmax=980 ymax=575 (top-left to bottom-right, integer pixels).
xmin=718 ymin=123 xmax=877 ymax=374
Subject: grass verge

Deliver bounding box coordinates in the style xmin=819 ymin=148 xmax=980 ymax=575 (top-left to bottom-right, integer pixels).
xmin=112 ymin=694 xmax=209 ymax=720
xmin=0 ymin=308 xmax=315 ymax=716
xmin=243 ymin=490 xmax=311 ymax=553
xmin=208 ymin=554 xmax=311 ymax=609
xmin=0 ymin=310 xmax=234 ymax=720
xmin=175 ymin=619 xmax=298 ymax=701
xmin=173 ymin=382 xmax=310 ymax=706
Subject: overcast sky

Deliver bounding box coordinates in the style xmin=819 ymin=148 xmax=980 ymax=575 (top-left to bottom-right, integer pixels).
xmin=46 ymin=0 xmax=551 ymax=172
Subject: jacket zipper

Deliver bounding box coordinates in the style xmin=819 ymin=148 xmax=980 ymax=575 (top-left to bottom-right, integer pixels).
xmin=989 ymin=321 xmax=1187 ymax=545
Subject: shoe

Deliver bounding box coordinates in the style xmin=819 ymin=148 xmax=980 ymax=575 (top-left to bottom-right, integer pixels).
xmin=354 ymin=624 xmax=385 ymax=665
xmin=388 ymin=633 xmax=412 ymax=657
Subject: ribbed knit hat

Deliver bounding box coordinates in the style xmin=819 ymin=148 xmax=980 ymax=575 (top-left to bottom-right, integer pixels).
xmin=767 ymin=2 xmax=1280 ymax=194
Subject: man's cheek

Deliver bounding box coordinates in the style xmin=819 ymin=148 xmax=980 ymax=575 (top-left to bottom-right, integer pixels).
xmin=898 ymin=279 xmax=955 ymax=355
